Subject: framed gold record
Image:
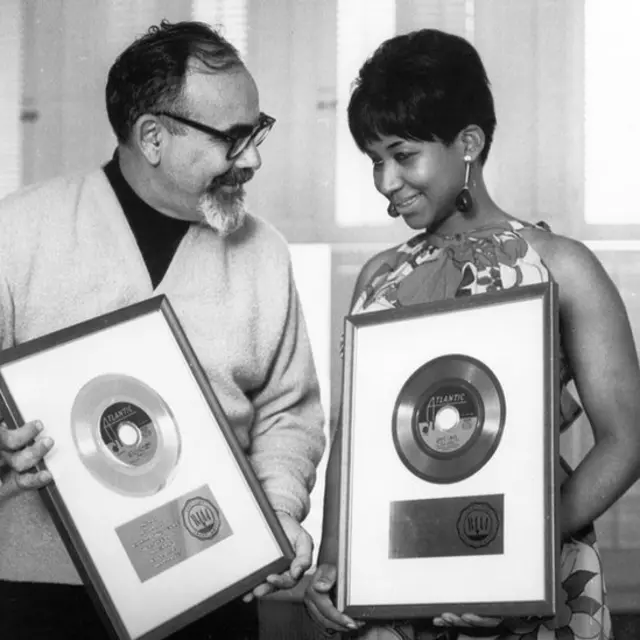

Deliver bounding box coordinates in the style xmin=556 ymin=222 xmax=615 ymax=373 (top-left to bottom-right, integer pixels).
xmin=0 ymin=296 xmax=293 ymax=640
xmin=338 ymin=282 xmax=560 ymax=620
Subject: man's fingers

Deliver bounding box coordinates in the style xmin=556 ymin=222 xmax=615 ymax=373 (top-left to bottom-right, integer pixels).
xmin=3 ymin=437 xmax=53 ymax=472
xmin=0 ymin=468 xmax=53 ymax=501
xmin=290 ymin=529 xmax=313 ymax=579
xmin=252 ymin=582 xmax=275 ymax=599
xmin=265 ymin=571 xmax=296 ymax=589
xmin=15 ymin=469 xmax=53 ymax=490
xmin=0 ymin=419 xmax=54 ymax=497
xmin=243 ymin=579 xmax=275 ymax=603
xmin=0 ymin=420 xmax=44 ymax=451
xmin=243 ymin=580 xmax=275 ymax=603
xmin=0 ymin=419 xmax=53 ymax=476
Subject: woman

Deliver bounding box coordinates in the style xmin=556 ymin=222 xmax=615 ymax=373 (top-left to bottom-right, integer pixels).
xmin=305 ymin=28 xmax=640 ymax=640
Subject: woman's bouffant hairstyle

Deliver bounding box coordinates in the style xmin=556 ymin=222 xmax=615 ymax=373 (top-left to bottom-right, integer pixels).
xmin=348 ymin=29 xmax=497 ymax=165
xmin=106 ymin=20 xmax=243 ymax=143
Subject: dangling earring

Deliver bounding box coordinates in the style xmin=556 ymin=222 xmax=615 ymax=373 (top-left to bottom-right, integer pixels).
xmin=455 ymin=154 xmax=473 ymax=214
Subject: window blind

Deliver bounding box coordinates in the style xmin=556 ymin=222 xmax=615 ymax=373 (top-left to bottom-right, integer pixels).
xmin=192 ymin=0 xmax=248 ymax=59
xmin=584 ymin=0 xmax=640 ymax=225
xmin=0 ymin=0 xmax=22 ymax=198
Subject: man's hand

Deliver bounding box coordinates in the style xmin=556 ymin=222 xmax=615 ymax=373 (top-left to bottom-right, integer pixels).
xmin=243 ymin=511 xmax=313 ymax=601
xmin=0 ymin=419 xmax=53 ymax=499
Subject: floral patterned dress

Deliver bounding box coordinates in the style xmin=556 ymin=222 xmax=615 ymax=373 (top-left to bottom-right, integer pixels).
xmin=350 ymin=220 xmax=612 ymax=640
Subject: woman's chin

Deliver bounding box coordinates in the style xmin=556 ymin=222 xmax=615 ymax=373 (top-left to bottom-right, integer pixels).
xmin=401 ymin=211 xmax=432 ymax=230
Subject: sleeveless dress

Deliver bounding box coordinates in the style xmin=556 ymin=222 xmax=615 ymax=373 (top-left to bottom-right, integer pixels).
xmin=349 ymin=220 xmax=612 ymax=640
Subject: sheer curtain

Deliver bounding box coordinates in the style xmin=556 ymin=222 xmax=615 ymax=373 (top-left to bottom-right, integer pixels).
xmin=0 ymin=0 xmax=22 ymax=199
xmin=192 ymin=0 xmax=248 ymax=58
xmin=585 ymin=0 xmax=640 ymax=226
xmin=335 ymin=0 xmax=395 ymax=227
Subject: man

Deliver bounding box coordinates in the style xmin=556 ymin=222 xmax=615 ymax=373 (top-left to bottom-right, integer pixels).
xmin=0 ymin=20 xmax=325 ymax=639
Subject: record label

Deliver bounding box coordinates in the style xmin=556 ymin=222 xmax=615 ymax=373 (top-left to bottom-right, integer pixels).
xmin=417 ymin=382 xmax=480 ymax=455
xmin=392 ymin=354 xmax=506 ymax=484
xmin=100 ymin=401 xmax=159 ymax=467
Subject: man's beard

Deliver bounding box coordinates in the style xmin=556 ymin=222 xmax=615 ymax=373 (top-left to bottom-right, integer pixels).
xmin=197 ymin=167 xmax=254 ymax=237
xmin=197 ymin=187 xmax=247 ymax=237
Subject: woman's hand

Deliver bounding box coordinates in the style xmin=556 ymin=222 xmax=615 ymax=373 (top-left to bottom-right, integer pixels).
xmin=433 ymin=612 xmax=503 ymax=628
xmin=304 ymin=563 xmax=364 ymax=635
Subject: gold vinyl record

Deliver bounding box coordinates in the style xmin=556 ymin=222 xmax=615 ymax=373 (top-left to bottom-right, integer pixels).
xmin=392 ymin=354 xmax=505 ymax=484
xmin=70 ymin=374 xmax=181 ymax=496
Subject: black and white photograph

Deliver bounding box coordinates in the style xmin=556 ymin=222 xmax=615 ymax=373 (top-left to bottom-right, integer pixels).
xmin=1 ymin=2 xmax=639 ymax=639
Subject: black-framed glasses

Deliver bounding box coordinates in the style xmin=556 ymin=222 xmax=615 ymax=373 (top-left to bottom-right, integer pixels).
xmin=154 ymin=111 xmax=276 ymax=160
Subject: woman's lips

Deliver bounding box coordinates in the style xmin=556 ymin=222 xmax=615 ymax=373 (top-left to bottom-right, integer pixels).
xmin=393 ymin=193 xmax=421 ymax=213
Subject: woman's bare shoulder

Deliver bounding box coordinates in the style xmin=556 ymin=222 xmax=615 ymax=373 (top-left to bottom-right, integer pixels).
xmin=351 ymin=245 xmax=402 ymax=303
xmin=519 ymin=226 xmax=601 ymax=279
xmin=519 ymin=225 xmax=617 ymax=307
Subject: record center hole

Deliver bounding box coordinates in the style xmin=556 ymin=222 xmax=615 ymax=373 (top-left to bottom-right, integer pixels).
xmin=434 ymin=406 xmax=459 ymax=431
xmin=117 ymin=422 xmax=140 ymax=447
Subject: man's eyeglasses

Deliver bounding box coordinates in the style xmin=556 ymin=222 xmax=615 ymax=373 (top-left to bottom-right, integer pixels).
xmin=154 ymin=111 xmax=276 ymax=161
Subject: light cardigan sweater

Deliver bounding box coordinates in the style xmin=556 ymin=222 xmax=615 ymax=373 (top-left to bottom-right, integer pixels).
xmin=0 ymin=169 xmax=325 ymax=584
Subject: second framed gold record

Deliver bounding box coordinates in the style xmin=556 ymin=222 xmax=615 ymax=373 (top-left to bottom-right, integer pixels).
xmin=70 ymin=374 xmax=181 ymax=496
xmin=392 ymin=354 xmax=506 ymax=483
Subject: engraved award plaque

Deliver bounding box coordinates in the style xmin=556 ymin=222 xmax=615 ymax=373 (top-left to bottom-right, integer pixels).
xmin=337 ymin=283 xmax=560 ymax=619
xmin=0 ymin=296 xmax=293 ymax=640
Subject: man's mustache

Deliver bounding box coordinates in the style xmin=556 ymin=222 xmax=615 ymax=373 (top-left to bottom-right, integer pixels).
xmin=210 ymin=168 xmax=254 ymax=190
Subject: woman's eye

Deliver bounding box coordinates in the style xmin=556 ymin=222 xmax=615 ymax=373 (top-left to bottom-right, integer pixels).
xmin=395 ymin=152 xmax=413 ymax=163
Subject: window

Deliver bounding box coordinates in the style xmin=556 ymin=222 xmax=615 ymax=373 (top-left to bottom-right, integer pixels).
xmin=335 ymin=0 xmax=396 ymax=228
xmin=289 ymin=244 xmax=331 ymax=565
xmin=0 ymin=0 xmax=22 ymax=199
xmin=192 ymin=0 xmax=248 ymax=59
xmin=584 ymin=0 xmax=640 ymax=225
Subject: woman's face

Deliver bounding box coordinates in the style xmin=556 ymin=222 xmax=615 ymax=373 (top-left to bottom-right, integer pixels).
xmin=365 ymin=134 xmax=465 ymax=232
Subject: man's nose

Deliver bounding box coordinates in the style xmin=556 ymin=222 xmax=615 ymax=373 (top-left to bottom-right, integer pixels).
xmin=234 ymin=140 xmax=262 ymax=172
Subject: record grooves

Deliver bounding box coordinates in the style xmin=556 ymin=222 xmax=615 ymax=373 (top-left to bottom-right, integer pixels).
xmin=71 ymin=374 xmax=181 ymax=496
xmin=392 ymin=354 xmax=506 ymax=484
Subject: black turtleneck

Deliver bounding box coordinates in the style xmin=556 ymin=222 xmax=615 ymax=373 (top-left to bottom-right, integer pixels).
xmin=103 ymin=153 xmax=191 ymax=288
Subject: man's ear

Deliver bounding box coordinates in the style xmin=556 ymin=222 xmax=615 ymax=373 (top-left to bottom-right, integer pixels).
xmin=456 ymin=125 xmax=485 ymax=163
xmin=134 ymin=115 xmax=164 ymax=166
